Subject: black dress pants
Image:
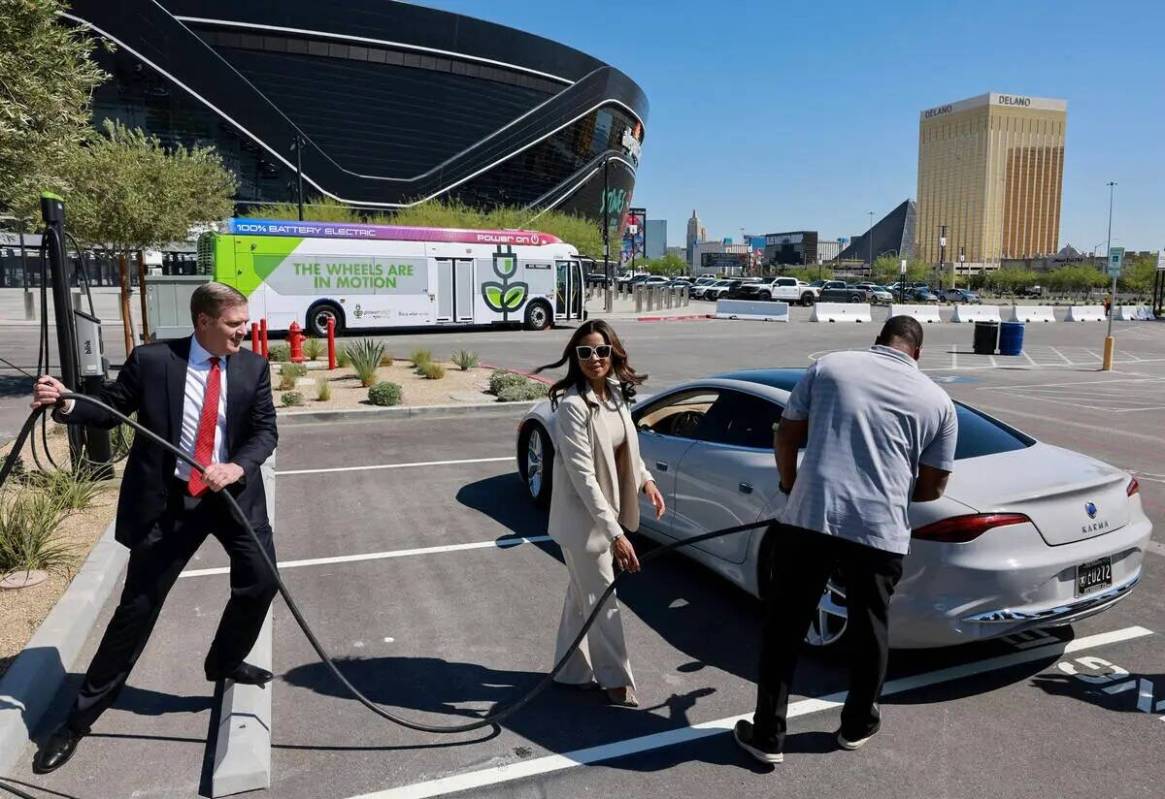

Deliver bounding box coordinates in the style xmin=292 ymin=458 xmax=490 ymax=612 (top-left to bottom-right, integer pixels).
xmin=66 ymin=483 xmax=277 ymax=734
xmin=752 ymin=524 xmax=904 ymax=751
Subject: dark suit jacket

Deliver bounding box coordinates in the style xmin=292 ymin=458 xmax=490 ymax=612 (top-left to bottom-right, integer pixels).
xmin=61 ymin=338 xmax=277 ymax=548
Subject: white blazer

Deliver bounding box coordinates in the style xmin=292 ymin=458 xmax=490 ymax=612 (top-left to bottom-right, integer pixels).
xmin=549 ymin=380 xmax=654 ymax=555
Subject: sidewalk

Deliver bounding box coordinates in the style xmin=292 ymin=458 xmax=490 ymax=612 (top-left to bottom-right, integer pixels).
xmin=0 ymin=287 xmax=125 ymax=323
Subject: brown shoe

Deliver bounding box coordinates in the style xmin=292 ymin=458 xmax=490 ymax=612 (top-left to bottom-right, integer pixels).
xmin=605 ymin=686 xmax=639 ymax=707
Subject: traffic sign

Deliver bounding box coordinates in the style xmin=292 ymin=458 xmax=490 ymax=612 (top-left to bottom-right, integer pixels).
xmin=899 ymin=258 xmax=907 ymax=275
xmin=1107 ymin=246 xmax=1124 ymax=277
xmin=1157 ymin=249 xmax=1164 ymax=271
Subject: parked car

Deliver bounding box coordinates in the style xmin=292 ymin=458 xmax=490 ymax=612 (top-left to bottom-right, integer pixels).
xmin=1018 ymin=284 xmax=1045 ymax=298
xmin=585 ymin=272 xmax=609 ymax=286
xmin=725 ymin=277 xmax=767 ymax=299
xmin=693 ymin=279 xmax=734 ymax=300
xmin=909 ymin=287 xmax=941 ymax=304
xmin=734 ymin=277 xmax=819 ymax=306
xmin=818 ymin=285 xmax=868 ymax=303
xmin=945 ymin=288 xmax=982 ymax=304
xmin=868 ymin=286 xmax=894 ymax=304
xmin=516 ymin=368 xmax=1151 ymax=649
xmin=706 ymin=279 xmax=746 ymax=300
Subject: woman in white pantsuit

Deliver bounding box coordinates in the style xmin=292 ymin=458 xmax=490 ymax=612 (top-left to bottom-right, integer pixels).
xmin=535 ymin=320 xmax=666 ymax=707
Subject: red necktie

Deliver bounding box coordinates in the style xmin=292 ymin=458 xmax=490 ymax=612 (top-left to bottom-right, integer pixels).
xmin=187 ymin=356 xmax=222 ymax=497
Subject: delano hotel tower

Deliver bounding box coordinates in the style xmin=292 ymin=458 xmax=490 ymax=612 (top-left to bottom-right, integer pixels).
xmin=916 ymin=92 xmax=1067 ymax=271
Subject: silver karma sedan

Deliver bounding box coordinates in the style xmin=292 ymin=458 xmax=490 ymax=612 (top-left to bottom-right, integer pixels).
xmin=515 ymin=369 xmax=1152 ymax=649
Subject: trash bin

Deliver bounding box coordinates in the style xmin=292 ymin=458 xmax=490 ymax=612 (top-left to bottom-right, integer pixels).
xmin=973 ymin=321 xmax=999 ymax=355
xmin=998 ymin=321 xmax=1025 ymax=356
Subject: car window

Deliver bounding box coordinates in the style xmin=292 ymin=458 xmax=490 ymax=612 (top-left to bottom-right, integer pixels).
xmin=693 ymin=390 xmax=783 ymax=449
xmin=634 ymin=389 xmax=721 ymax=440
xmin=954 ymin=403 xmax=1034 ymax=460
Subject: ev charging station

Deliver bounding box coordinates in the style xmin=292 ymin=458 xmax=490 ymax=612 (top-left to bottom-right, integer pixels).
xmin=38 ymin=192 xmax=113 ymax=477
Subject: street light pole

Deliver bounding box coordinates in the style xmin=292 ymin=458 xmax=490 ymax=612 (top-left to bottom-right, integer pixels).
xmin=938 ymin=224 xmax=947 ymax=290
xmin=293 ymin=133 xmax=305 ymax=222
xmin=603 ymin=156 xmax=612 ymax=313
xmin=867 ymin=211 xmax=874 ymax=272
xmin=1102 ymin=181 xmax=1117 ymax=369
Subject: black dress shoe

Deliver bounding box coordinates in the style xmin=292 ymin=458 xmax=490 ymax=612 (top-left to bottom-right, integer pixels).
xmin=207 ymin=662 xmax=274 ymax=686
xmin=32 ymin=726 xmax=84 ymax=774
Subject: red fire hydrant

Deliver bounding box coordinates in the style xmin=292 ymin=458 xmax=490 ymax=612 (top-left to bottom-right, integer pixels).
xmin=288 ymin=321 xmax=305 ymax=363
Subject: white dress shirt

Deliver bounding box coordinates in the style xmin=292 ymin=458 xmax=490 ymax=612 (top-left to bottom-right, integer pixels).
xmin=175 ymin=335 xmax=229 ymax=480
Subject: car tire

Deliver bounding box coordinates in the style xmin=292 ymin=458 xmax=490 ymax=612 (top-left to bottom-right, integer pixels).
xmin=800 ymin=293 xmax=815 ymax=306
xmin=758 ymin=530 xmax=848 ymax=648
xmin=518 ymin=422 xmax=553 ymax=509
xmin=524 ymin=301 xmax=552 ymax=331
xmin=307 ymin=301 xmax=344 ymax=338
xmin=758 ymin=292 xmax=771 ymax=301
xmin=849 ymin=294 xmax=862 ymax=303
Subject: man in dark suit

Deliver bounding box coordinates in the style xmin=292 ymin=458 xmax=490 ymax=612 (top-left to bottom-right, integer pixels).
xmin=30 ymin=282 xmax=279 ymax=774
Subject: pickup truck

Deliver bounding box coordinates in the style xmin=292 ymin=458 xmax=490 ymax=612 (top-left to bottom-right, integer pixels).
xmin=818 ymin=285 xmax=869 ymax=303
xmin=733 ymin=276 xmax=820 ymax=306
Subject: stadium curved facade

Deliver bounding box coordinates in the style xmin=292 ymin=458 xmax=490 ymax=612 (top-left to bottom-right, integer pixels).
xmin=64 ymin=1 xmax=647 ymax=225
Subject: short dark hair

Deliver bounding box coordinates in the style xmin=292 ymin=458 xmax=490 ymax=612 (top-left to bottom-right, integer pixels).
xmin=190 ymin=282 xmax=248 ymax=325
xmin=877 ymin=315 xmax=924 ymax=350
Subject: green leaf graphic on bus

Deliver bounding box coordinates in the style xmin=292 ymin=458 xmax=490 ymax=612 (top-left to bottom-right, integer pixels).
xmin=483 ymin=283 xmax=505 ymax=312
xmin=503 ymin=284 xmax=528 ymax=310
xmin=493 ymin=255 xmax=517 ymax=279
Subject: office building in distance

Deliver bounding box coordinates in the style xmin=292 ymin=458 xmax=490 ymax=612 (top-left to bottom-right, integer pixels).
xmin=763 ymin=231 xmax=818 ymax=267
xmin=916 ymin=92 xmax=1066 ymax=272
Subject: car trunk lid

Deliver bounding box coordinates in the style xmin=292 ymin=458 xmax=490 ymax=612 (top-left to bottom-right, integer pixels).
xmin=946 ymin=443 xmax=1131 ymax=546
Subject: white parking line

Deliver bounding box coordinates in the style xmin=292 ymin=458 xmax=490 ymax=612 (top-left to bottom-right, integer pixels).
xmin=276 ymin=456 xmax=514 ymax=476
xmin=1049 ymin=346 xmax=1074 ymax=364
xmin=350 ymin=626 xmax=1153 ymax=799
xmin=179 ymin=536 xmax=553 ymax=578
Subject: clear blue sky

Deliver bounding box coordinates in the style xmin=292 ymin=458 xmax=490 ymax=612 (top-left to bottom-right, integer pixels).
xmin=418 ymin=0 xmax=1162 ymax=252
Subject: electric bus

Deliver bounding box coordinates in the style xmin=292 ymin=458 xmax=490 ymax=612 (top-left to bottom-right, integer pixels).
xmin=197 ymin=218 xmax=587 ymax=335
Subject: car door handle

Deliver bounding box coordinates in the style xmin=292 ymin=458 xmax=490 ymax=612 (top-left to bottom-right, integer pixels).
xmin=656 ymin=461 xmax=668 ymax=472
xmin=738 ymin=482 xmax=753 ymax=494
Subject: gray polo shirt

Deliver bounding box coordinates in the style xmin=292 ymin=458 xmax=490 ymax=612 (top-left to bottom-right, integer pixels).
xmin=779 ymin=345 xmax=958 ymax=555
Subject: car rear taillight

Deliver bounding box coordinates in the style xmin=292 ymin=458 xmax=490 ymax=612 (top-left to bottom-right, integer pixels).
xmin=1127 ymin=477 xmax=1140 ymax=497
xmin=912 ymin=513 xmax=1031 ymax=544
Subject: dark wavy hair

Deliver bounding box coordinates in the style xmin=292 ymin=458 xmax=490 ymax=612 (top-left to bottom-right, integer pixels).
xmin=533 ymin=320 xmax=647 ymax=409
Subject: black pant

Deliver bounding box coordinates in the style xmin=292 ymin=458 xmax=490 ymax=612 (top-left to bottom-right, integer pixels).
xmin=66 ymin=484 xmax=277 ymax=734
xmin=752 ymin=525 xmax=903 ymax=751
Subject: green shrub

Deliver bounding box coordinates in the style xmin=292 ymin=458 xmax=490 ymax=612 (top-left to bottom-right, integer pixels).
xmin=316 ymin=377 xmax=332 ymax=402
xmin=345 ymin=339 xmax=385 ymax=387
xmin=303 ymin=336 xmax=324 ymax=361
xmin=489 ymin=369 xmax=532 ymax=395
xmin=496 ymin=381 xmax=548 ymax=402
xmin=410 ymin=348 xmax=432 ymax=367
xmin=25 ymin=469 xmax=102 ymax=513
xmin=268 ymin=343 xmax=290 ymax=362
xmin=277 ymin=372 xmax=298 ymax=391
xmin=380 ymin=352 xmax=394 ymax=367
xmin=452 ymin=350 xmax=479 ymax=371
xmin=282 ymin=363 xmax=308 ymax=379
xmin=0 ymin=490 xmax=73 ymax=575
xmin=281 ymin=391 xmax=304 ymax=407
xmin=336 ymin=347 xmax=351 ymax=368
xmin=421 ymin=362 xmax=446 ymax=380
xmin=368 ymin=381 xmax=402 ymax=406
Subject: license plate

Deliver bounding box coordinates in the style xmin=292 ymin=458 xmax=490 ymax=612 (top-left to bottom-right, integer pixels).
xmin=1076 ymin=557 xmax=1113 ymax=596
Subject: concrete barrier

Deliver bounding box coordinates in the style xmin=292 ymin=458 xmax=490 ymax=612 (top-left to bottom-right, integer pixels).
xmin=1066 ymin=305 xmax=1106 ymax=322
xmin=714 ymin=299 xmax=790 ymax=322
xmin=1114 ymin=305 xmax=1155 ymax=321
xmin=811 ymin=302 xmax=872 ymax=323
xmin=1008 ymin=305 xmax=1056 ymax=323
xmin=952 ymin=304 xmax=1002 ymax=323
xmin=889 ymin=303 xmax=942 ymax=324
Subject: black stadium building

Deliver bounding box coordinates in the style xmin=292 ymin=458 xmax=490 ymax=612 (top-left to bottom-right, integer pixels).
xmin=64 ymin=1 xmax=648 ymax=224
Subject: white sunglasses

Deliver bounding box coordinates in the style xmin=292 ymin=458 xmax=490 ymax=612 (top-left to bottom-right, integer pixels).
xmin=576 ymin=344 xmax=612 ymax=360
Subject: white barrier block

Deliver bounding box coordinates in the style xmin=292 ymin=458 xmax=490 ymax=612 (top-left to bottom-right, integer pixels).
xmin=952 ymin=304 xmax=1001 ymax=323
xmin=1114 ymin=306 xmax=1139 ymax=321
xmin=1008 ymin=305 xmax=1056 ymax=323
xmin=714 ymin=299 xmax=790 ymax=322
xmin=810 ymin=302 xmax=872 ymax=323
xmin=889 ymin=303 xmax=942 ymax=324
xmin=1138 ymin=306 xmax=1156 ymax=321
xmin=1066 ymin=305 xmax=1106 ymax=322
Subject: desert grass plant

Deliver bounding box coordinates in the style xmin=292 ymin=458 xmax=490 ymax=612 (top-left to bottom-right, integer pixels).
xmin=368 ymin=381 xmax=402 ymax=406
xmin=277 ymin=372 xmax=298 ymax=392
xmin=336 ymin=347 xmax=351 ymax=368
xmin=345 ymin=339 xmax=385 ymax=387
xmin=26 ymin=468 xmax=103 ymax=513
xmin=303 ymin=336 xmax=325 ymax=361
xmin=379 ymin=352 xmax=394 ymax=367
xmin=0 ymin=489 xmax=74 ymax=576
xmin=410 ymin=348 xmax=432 ymax=367
xmin=268 ymin=343 xmax=290 ymax=362
xmin=316 ymin=377 xmax=332 ymax=402
xmin=452 ymin=350 xmax=479 ymax=371
xmin=282 ymin=363 xmax=308 ymax=379
xmin=421 ymin=362 xmax=446 ymax=380
xmin=281 ymin=391 xmax=304 ymax=407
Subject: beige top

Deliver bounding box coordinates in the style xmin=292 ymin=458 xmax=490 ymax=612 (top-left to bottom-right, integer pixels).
xmin=597 ymin=393 xmax=626 ymax=449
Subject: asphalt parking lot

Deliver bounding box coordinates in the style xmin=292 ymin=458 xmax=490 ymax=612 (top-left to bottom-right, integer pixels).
xmin=4 ymin=313 xmax=1164 ymax=799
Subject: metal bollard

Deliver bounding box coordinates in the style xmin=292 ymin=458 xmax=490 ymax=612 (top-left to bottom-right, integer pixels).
xmin=646 ymin=287 xmax=654 ymax=312
xmin=683 ymin=286 xmax=690 ymax=306
xmin=24 ymin=290 xmax=35 ymax=320
xmin=666 ymin=288 xmax=674 ymax=309
xmin=635 ymin=285 xmax=642 ymax=312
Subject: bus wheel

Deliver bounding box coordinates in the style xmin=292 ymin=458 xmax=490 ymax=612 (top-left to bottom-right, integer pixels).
xmin=524 ymin=301 xmax=552 ymax=331
xmin=307 ymin=302 xmax=344 ymax=338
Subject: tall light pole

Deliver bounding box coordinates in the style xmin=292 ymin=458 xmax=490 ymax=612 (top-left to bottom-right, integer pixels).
xmin=292 ymin=134 xmax=306 ymax=221
xmin=602 ymin=155 xmax=612 ymax=313
xmin=867 ymin=211 xmax=874 ymax=275
xmin=1102 ymin=181 xmax=1117 ymax=370
xmin=938 ymin=224 xmax=947 ymax=290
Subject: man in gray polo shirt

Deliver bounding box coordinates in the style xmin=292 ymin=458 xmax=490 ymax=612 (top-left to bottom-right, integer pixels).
xmin=735 ymin=315 xmax=958 ymax=765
